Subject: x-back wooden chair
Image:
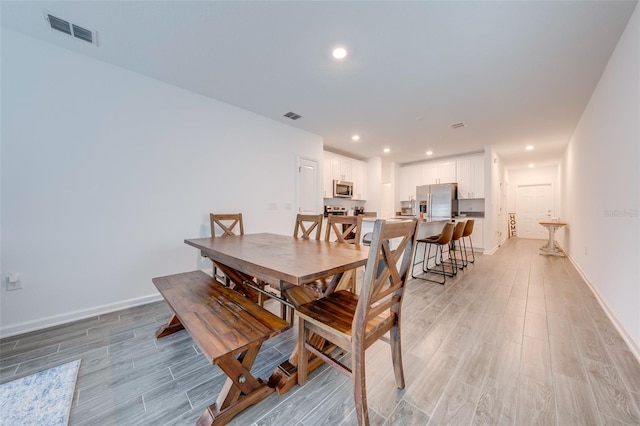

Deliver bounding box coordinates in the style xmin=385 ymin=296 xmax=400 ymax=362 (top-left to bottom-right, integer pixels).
xmin=209 ymin=213 xmax=244 ymax=287
xmin=325 ymin=214 xmax=363 ymax=245
xmin=293 ymin=214 xmax=324 ymax=240
xmin=321 ymin=214 xmax=364 ymax=293
xmin=297 ymin=218 xmax=419 ymax=426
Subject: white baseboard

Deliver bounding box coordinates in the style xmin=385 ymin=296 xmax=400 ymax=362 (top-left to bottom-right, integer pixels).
xmin=556 ymin=242 xmax=640 ymax=364
xmin=483 ymin=246 xmax=499 ymax=255
xmin=0 ymin=293 xmax=164 ymax=339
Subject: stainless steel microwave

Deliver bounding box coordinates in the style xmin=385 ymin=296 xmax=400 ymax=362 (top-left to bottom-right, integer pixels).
xmin=333 ymin=180 xmax=353 ymax=198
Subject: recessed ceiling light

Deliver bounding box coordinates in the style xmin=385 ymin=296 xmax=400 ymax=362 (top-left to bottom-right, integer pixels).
xmin=332 ymin=47 xmax=347 ymax=59
xmin=383 ymin=148 xmax=390 ymax=153
xmin=528 ymin=163 xmax=535 ymax=168
xmin=526 ymin=145 xmax=534 ymax=151
xmin=426 ymin=151 xmax=433 ymax=156
xmin=352 ymin=135 xmax=360 ymax=141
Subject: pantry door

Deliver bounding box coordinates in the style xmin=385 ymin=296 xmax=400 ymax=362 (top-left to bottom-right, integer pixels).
xmin=515 ymin=184 xmax=553 ymax=239
xmin=297 ymin=157 xmax=320 ymax=215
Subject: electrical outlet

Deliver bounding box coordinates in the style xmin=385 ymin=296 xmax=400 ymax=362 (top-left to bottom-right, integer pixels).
xmin=4 ymin=274 xmax=23 ymax=291
xmin=6 ymin=280 xmax=22 ymax=291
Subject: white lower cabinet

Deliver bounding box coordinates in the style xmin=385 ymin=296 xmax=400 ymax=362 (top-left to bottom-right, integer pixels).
xmin=469 ymin=218 xmax=483 ymax=250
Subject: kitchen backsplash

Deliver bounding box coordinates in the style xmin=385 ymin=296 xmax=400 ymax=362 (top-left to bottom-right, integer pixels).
xmin=459 ymin=198 xmax=485 ymax=214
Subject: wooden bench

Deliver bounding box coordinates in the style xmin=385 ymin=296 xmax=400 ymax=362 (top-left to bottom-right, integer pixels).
xmin=153 ymin=270 xmax=290 ymax=426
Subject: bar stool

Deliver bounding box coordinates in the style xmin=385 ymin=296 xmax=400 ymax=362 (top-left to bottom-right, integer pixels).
xmin=444 ymin=221 xmax=466 ymax=270
xmin=461 ymin=219 xmax=475 ymax=264
xmin=411 ymin=222 xmax=455 ymax=285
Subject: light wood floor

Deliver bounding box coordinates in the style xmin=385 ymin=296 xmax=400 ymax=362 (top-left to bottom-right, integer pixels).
xmin=2 ymin=238 xmax=640 ymax=425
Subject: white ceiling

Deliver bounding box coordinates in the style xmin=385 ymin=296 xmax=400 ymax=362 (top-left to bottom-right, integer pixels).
xmin=2 ymin=1 xmax=637 ymax=168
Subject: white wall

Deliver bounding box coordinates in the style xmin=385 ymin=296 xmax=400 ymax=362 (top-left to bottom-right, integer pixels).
xmin=559 ymin=5 xmax=640 ymax=353
xmin=0 ymin=30 xmax=324 ymax=336
xmin=484 ymin=146 xmax=507 ymax=254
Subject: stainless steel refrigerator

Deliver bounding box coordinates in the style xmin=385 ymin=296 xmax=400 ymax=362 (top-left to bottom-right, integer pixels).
xmin=415 ymin=183 xmax=458 ymax=220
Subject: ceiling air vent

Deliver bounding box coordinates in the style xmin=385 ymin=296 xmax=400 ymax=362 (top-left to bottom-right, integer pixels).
xmin=450 ymin=122 xmax=467 ymax=129
xmin=45 ymin=12 xmax=97 ymax=45
xmin=284 ymin=112 xmax=302 ymax=120
xmin=72 ymin=24 xmax=93 ymax=43
xmin=47 ymin=14 xmax=71 ymax=35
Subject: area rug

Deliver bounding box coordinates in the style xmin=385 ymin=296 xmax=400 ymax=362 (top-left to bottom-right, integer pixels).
xmin=0 ymin=359 xmax=81 ymax=425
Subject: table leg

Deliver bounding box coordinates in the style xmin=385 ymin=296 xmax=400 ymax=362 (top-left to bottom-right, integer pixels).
xmin=197 ymin=344 xmax=276 ymax=426
xmin=155 ymin=314 xmax=185 ymax=338
xmin=539 ymin=225 xmax=565 ymax=257
xmin=269 ymin=272 xmax=351 ymax=394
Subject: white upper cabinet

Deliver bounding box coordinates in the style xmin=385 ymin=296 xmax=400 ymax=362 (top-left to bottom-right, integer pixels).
xmin=331 ymin=156 xmax=352 ymax=182
xmin=420 ymin=160 xmax=457 ymax=185
xmin=399 ymin=164 xmax=421 ymax=200
xmin=323 ymin=152 xmax=367 ymax=199
xmin=456 ymin=155 xmax=485 ymax=199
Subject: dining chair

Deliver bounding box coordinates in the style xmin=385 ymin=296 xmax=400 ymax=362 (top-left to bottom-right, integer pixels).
xmin=267 ymin=213 xmax=326 ymax=322
xmin=297 ymin=218 xmax=419 ymax=426
xmin=325 ymin=214 xmax=363 ymax=245
xmin=293 ymin=214 xmax=324 ymax=240
xmin=323 ymin=214 xmax=363 ymax=292
xmin=209 ymin=213 xmax=244 ymax=286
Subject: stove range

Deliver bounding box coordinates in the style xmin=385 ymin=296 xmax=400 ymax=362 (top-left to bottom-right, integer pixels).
xmin=324 ymin=205 xmax=346 ymax=217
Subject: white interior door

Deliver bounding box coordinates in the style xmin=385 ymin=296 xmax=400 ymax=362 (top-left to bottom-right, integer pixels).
xmin=516 ymin=184 xmax=553 ymax=239
xmin=297 ymin=157 xmax=320 ymax=214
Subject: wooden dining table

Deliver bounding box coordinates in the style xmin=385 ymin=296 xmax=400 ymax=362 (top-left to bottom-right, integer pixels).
xmin=184 ymin=232 xmax=370 ymax=393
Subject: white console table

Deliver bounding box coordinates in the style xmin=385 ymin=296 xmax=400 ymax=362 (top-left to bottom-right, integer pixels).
xmin=539 ymin=221 xmax=568 ymax=257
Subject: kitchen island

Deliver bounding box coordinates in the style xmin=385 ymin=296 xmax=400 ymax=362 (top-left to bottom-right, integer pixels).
xmin=361 ymin=216 xmax=448 ymax=241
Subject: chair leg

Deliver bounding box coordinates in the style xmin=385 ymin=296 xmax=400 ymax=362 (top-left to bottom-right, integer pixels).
xmin=390 ymin=316 xmax=405 ymax=389
xmin=297 ymin=319 xmax=308 ymax=386
xmin=353 ymin=343 xmax=369 ymax=426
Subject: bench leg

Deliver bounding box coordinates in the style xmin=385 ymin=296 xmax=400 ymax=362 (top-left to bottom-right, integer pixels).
xmin=155 ymin=314 xmax=185 ymax=338
xmin=197 ymin=344 xmax=275 ymax=426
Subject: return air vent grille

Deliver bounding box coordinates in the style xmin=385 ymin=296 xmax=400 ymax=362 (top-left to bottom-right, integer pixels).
xmin=48 ymin=14 xmax=71 ymax=35
xmin=284 ymin=112 xmax=302 ymax=120
xmin=450 ymin=122 xmax=467 ymax=129
xmin=72 ymin=24 xmax=93 ymax=43
xmin=45 ymin=12 xmax=97 ymax=45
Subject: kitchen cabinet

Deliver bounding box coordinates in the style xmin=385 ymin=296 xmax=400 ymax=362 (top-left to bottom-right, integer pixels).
xmin=331 ymin=155 xmax=352 ymax=182
xmin=351 ymin=161 xmax=367 ymax=200
xmin=420 ymin=160 xmax=457 ymax=185
xmin=323 ymin=152 xmax=334 ymax=198
xmin=470 ymin=218 xmax=484 ymax=250
xmin=323 ymin=152 xmax=367 ymax=199
xmin=456 ymin=155 xmax=485 ymax=199
xmin=399 ymin=164 xmax=421 ymax=201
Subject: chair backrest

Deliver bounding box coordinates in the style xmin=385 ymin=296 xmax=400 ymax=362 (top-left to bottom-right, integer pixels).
xmin=353 ymin=219 xmax=419 ymax=337
xmin=462 ymin=219 xmax=475 ymax=237
xmin=434 ymin=222 xmax=455 ymax=245
xmin=325 ymin=214 xmax=363 ymax=245
xmin=294 ymin=214 xmax=323 ymax=240
xmin=452 ymin=221 xmax=466 ymax=241
xmin=210 ymin=213 xmax=244 ymax=237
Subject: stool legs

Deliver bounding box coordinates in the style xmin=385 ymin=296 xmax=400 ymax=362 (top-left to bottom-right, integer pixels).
xmin=411 ymin=241 xmax=456 ymax=285
xmin=461 ymin=235 xmax=475 ymax=264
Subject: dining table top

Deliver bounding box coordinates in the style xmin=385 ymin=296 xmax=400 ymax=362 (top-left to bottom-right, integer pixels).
xmin=184 ymin=233 xmax=370 ymax=286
